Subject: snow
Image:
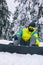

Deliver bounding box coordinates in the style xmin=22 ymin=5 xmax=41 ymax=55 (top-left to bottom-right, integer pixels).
xmin=40 ymin=42 xmax=43 ymax=47
xmin=39 ymin=16 xmax=43 ymax=24
xmin=6 ymin=0 xmax=20 ymax=13
xmin=0 ymin=39 xmax=13 ymax=44
xmin=1 ymin=0 xmax=43 ymax=64
xmin=0 ymin=40 xmax=43 ymax=65
xmin=0 ymin=52 xmax=43 ymax=65
xmin=0 ymin=39 xmax=43 ymax=46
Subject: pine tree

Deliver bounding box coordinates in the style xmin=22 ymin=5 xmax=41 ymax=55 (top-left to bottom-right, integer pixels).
xmin=0 ymin=0 xmax=2 ymax=37
xmin=0 ymin=0 xmax=11 ymax=39
xmin=13 ymin=0 xmax=43 ymax=41
xmin=13 ymin=0 xmax=32 ymax=34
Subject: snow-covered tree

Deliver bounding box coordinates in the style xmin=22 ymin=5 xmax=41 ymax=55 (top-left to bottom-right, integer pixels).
xmin=13 ymin=0 xmax=32 ymax=34
xmin=0 ymin=0 xmax=11 ymax=39
xmin=0 ymin=0 xmax=2 ymax=38
xmin=12 ymin=0 xmax=43 ymax=41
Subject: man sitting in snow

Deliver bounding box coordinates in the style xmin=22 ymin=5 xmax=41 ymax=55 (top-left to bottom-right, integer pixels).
xmin=13 ymin=22 xmax=40 ymax=46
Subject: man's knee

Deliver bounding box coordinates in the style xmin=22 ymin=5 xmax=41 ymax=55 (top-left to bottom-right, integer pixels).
xmin=30 ymin=36 xmax=36 ymax=46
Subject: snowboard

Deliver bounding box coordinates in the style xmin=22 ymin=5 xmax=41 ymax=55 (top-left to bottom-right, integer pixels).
xmin=0 ymin=44 xmax=43 ymax=55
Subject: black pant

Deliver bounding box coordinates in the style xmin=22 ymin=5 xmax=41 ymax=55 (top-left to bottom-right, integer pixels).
xmin=20 ymin=38 xmax=30 ymax=46
xmin=13 ymin=36 xmax=36 ymax=46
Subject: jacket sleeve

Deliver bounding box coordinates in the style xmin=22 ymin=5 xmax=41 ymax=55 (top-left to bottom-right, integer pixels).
xmin=34 ymin=32 xmax=40 ymax=46
xmin=16 ymin=29 xmax=23 ymax=36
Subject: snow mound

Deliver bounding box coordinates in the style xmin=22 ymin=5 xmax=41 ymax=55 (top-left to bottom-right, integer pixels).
xmin=40 ymin=42 xmax=43 ymax=47
xmin=0 ymin=39 xmax=43 ymax=47
xmin=0 ymin=39 xmax=13 ymax=45
xmin=0 ymin=52 xmax=43 ymax=65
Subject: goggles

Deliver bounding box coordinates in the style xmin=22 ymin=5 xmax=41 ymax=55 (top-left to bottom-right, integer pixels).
xmin=28 ymin=26 xmax=35 ymax=32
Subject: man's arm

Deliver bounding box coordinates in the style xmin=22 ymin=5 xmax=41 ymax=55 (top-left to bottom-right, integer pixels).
xmin=12 ymin=29 xmax=23 ymax=40
xmin=16 ymin=29 xmax=23 ymax=36
xmin=34 ymin=32 xmax=40 ymax=46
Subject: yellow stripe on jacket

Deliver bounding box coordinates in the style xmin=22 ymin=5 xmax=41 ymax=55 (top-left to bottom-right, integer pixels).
xmin=21 ymin=28 xmax=32 ymax=41
xmin=34 ymin=33 xmax=40 ymax=46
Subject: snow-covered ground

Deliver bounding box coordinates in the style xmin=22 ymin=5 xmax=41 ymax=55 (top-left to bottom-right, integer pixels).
xmin=0 ymin=39 xmax=13 ymax=44
xmin=0 ymin=39 xmax=43 ymax=46
xmin=0 ymin=52 xmax=43 ymax=65
xmin=0 ymin=39 xmax=43 ymax=65
xmin=40 ymin=42 xmax=43 ymax=47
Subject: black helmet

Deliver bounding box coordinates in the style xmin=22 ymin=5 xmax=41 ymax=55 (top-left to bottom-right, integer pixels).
xmin=28 ymin=22 xmax=35 ymax=27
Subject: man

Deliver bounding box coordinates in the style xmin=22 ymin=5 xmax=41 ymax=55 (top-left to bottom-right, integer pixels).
xmin=13 ymin=22 xmax=40 ymax=46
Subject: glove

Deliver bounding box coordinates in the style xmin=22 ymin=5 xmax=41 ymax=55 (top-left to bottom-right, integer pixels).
xmin=14 ymin=35 xmax=18 ymax=40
